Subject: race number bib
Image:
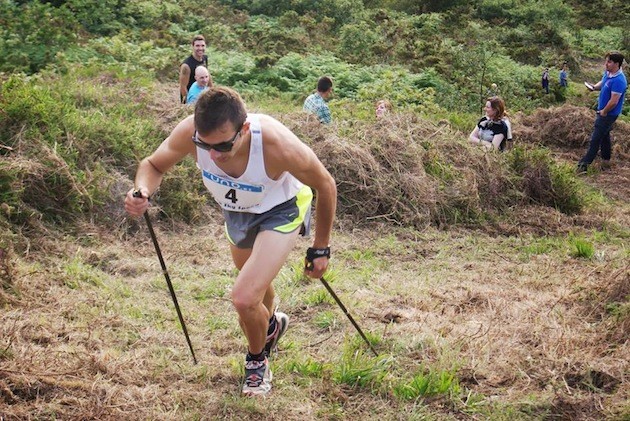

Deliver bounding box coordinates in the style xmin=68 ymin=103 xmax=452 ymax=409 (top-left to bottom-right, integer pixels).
xmin=202 ymin=170 xmax=265 ymax=212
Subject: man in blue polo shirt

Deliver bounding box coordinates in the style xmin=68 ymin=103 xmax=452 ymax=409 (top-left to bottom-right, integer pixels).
xmin=578 ymin=51 xmax=627 ymax=172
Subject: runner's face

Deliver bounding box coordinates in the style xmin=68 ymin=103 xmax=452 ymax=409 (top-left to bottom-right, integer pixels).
xmin=196 ymin=121 xmax=245 ymax=163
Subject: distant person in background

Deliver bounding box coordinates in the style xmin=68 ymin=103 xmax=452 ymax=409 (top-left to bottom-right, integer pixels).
xmin=559 ymin=62 xmax=569 ymax=88
xmin=469 ymin=96 xmax=509 ymax=151
xmin=542 ymin=68 xmax=550 ymax=94
xmin=179 ymin=35 xmax=211 ymax=104
xmin=303 ymin=76 xmax=333 ymax=124
xmin=486 ymin=83 xmax=500 ymax=97
xmin=186 ymin=66 xmax=211 ymax=104
xmin=375 ymin=99 xmax=391 ymax=119
xmin=578 ymin=51 xmax=627 ymax=173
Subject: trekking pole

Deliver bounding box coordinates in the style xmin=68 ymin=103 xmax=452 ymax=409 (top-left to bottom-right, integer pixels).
xmin=319 ymin=276 xmax=378 ymax=357
xmin=133 ymin=190 xmax=198 ymax=364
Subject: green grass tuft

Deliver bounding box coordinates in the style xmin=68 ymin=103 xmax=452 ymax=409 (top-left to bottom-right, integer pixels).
xmin=570 ymin=237 xmax=595 ymax=259
xmin=393 ymin=368 xmax=461 ymax=400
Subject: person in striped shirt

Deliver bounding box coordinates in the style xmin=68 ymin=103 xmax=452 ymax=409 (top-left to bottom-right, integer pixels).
xmin=303 ymin=76 xmax=334 ymax=124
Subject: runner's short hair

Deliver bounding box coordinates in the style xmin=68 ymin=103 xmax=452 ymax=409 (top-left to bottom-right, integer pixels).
xmin=194 ymin=86 xmax=247 ymax=135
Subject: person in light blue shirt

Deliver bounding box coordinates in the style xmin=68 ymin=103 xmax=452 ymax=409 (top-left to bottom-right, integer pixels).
xmin=186 ymin=66 xmax=211 ymax=104
xmin=559 ymin=62 xmax=568 ymax=87
xmin=303 ymin=76 xmax=333 ymax=124
xmin=578 ymin=51 xmax=627 ymax=172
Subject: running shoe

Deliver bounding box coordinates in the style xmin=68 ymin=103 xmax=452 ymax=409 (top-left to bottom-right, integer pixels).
xmin=264 ymin=311 xmax=289 ymax=358
xmin=242 ymin=356 xmax=272 ymax=396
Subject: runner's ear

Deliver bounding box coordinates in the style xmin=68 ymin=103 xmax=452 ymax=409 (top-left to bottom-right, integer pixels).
xmin=241 ymin=121 xmax=251 ymax=134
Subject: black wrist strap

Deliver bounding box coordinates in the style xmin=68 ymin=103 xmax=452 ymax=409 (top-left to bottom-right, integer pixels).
xmin=306 ymin=247 xmax=331 ymax=263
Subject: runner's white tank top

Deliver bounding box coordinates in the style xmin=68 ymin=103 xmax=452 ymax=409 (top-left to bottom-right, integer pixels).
xmin=196 ymin=113 xmax=303 ymax=214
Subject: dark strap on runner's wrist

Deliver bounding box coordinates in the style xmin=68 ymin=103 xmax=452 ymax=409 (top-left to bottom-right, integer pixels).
xmin=306 ymin=247 xmax=331 ymax=263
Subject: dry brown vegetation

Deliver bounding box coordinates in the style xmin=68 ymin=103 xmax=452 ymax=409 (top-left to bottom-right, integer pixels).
xmin=1 ymin=101 xmax=629 ymax=420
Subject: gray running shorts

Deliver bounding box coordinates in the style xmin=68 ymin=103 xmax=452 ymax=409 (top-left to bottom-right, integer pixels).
xmin=223 ymin=185 xmax=313 ymax=249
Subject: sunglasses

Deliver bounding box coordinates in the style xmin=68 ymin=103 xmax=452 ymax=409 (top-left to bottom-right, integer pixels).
xmin=192 ymin=125 xmax=242 ymax=152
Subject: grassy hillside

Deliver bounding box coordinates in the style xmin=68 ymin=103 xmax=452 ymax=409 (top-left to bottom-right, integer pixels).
xmin=1 ymin=0 xmax=628 ymax=115
xmin=1 ymin=73 xmax=629 ymax=419
xmin=1 ymin=1 xmax=629 ymax=419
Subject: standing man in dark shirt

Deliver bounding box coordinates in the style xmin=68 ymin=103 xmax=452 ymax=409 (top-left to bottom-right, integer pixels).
xmin=179 ymin=35 xmax=212 ymax=104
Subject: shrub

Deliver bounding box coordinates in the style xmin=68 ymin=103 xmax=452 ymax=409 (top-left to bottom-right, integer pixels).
xmin=576 ymin=27 xmax=625 ymax=59
xmin=0 ymin=1 xmax=78 ymax=73
xmin=0 ymin=63 xmax=199 ymax=226
xmin=508 ymin=147 xmax=584 ymax=214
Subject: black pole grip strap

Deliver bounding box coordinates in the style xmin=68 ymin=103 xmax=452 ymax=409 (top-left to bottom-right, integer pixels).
xmin=305 ymin=247 xmax=330 ymax=270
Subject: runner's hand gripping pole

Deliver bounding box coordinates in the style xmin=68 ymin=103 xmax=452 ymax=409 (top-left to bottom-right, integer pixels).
xmin=305 ymin=247 xmax=378 ymax=357
xmin=133 ymin=190 xmax=198 ymax=364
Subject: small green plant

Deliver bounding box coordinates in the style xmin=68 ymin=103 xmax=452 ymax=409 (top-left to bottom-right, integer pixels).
xmin=520 ymin=237 xmax=563 ymax=258
xmin=605 ymin=302 xmax=629 ymax=319
xmin=332 ymin=347 xmax=388 ymax=389
xmin=62 ymin=256 xmax=106 ymax=289
xmin=285 ymin=357 xmax=325 ymax=378
xmin=522 ymin=242 xmax=554 ymax=256
xmin=342 ymin=249 xmax=375 ymax=261
xmin=393 ymin=368 xmax=460 ymax=400
xmin=304 ymin=288 xmax=333 ymax=306
xmin=570 ymin=237 xmax=595 ymax=259
xmin=312 ymin=310 xmax=337 ymax=330
xmin=279 ymin=261 xmax=307 ymax=286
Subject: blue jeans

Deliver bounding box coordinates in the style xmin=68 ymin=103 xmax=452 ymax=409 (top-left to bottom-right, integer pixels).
xmin=579 ymin=114 xmax=617 ymax=165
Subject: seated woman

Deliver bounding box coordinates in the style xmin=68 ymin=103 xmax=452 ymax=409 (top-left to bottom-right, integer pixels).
xmin=375 ymin=99 xmax=391 ymax=118
xmin=469 ymin=96 xmax=509 ymax=151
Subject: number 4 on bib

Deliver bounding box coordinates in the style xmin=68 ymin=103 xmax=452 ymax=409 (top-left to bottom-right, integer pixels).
xmin=225 ymin=189 xmax=238 ymax=203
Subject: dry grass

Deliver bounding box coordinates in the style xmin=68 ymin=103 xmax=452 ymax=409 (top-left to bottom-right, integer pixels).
xmin=515 ymin=104 xmax=630 ymax=160
xmin=1 ymin=210 xmax=628 ymax=420
xmin=284 ymin=112 xmax=523 ymax=229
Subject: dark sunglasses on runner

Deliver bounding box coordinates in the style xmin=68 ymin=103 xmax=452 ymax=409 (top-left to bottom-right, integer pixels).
xmin=192 ymin=125 xmax=242 ymax=152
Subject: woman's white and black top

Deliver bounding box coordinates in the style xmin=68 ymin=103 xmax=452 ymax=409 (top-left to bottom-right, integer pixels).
xmin=476 ymin=116 xmax=509 ymax=150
